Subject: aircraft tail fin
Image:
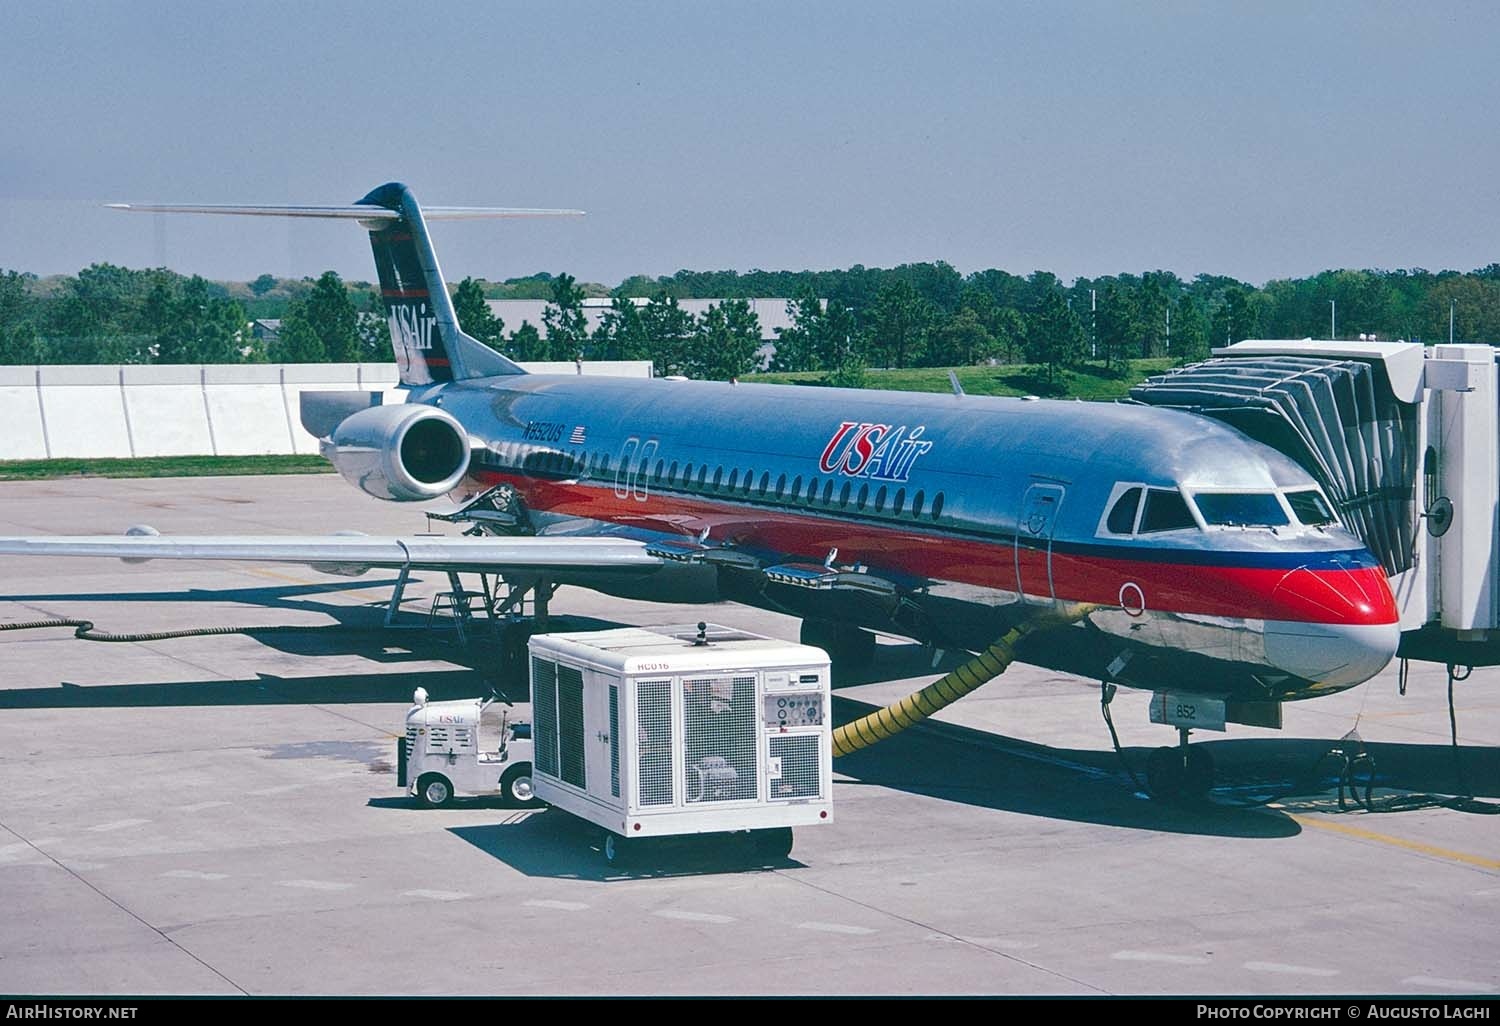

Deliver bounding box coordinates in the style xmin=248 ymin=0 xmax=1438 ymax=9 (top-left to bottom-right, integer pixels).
xmin=109 ymin=184 xmax=584 ymax=387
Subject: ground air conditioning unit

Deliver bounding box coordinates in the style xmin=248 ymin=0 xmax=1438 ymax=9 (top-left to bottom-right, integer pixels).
xmin=527 ymin=623 xmax=832 ymax=865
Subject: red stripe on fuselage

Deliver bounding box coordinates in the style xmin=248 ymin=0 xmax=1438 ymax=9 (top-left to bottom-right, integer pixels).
xmin=475 ymin=471 xmax=1398 ymax=627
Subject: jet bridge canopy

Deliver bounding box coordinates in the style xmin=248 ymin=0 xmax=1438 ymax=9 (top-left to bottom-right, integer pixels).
xmin=1130 ymin=342 xmax=1420 ymax=576
xmin=1133 ymin=340 xmax=1500 ymax=667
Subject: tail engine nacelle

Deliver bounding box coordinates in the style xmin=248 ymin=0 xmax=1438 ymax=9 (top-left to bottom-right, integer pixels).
xmin=322 ymin=403 xmax=471 ymax=502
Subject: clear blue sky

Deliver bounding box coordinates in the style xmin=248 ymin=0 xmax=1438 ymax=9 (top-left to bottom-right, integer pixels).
xmin=2 ymin=1 xmax=1496 ymax=287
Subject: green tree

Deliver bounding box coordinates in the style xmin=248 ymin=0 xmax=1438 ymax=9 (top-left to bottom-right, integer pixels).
xmin=541 ymin=272 xmax=589 ymax=361
xmin=770 ymin=288 xmax=823 ymax=372
xmin=592 ymin=297 xmax=652 ymax=361
xmin=0 ymin=270 xmax=44 ymax=363
xmin=453 ymin=276 xmax=505 ymax=352
xmin=269 ymin=303 xmax=326 ymax=362
xmin=250 ymin=273 xmax=277 ymax=297
xmin=155 ymin=275 xmax=246 ymax=363
xmin=639 ymin=294 xmax=697 ymax=377
xmin=931 ymin=307 xmax=994 ymax=366
xmin=685 ymin=299 xmax=762 ymax=380
xmin=1025 ymin=285 xmax=1086 ymax=387
xmin=868 ymin=281 xmax=934 ymax=368
xmin=507 ymin=321 xmax=544 ymax=361
xmin=297 ymin=271 xmax=360 ymax=362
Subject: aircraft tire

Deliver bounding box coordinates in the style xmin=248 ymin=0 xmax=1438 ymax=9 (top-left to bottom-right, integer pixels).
xmin=1146 ymin=747 xmax=1184 ymax=802
xmin=800 ymin=619 xmax=876 ymax=673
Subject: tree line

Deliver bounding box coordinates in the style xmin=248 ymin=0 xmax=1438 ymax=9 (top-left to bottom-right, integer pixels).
xmin=4 ymin=260 xmax=1499 ymax=385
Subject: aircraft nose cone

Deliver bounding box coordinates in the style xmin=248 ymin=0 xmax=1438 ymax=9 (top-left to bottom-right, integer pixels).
xmin=1264 ymin=560 xmax=1400 ymax=690
xmin=1264 ymin=619 xmax=1400 ymax=690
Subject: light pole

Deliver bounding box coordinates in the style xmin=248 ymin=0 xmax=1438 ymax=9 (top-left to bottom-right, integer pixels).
xmin=1450 ymin=298 xmax=1456 ymax=344
xmin=1330 ymin=300 xmax=1336 ymax=341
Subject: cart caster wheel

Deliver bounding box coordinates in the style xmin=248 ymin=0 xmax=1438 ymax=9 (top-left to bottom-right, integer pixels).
xmin=602 ymin=831 xmax=632 ymax=867
xmin=500 ymin=762 xmax=542 ymax=808
xmin=416 ymin=773 xmax=454 ymax=808
xmin=753 ymin=827 xmax=794 ymax=861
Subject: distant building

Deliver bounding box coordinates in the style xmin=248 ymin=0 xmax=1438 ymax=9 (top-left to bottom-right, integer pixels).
xmin=484 ymin=298 xmax=798 ymax=342
xmin=251 ymin=319 xmax=281 ymax=344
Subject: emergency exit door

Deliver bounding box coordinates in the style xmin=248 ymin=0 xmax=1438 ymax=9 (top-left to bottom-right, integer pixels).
xmin=1015 ymin=482 xmax=1065 ymax=602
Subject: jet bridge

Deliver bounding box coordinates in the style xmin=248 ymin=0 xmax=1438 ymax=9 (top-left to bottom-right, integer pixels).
xmin=1131 ymin=339 xmax=1500 ymax=667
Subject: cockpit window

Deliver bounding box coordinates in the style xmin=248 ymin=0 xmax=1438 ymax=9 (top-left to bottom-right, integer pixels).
xmin=1106 ymin=487 xmax=1143 ymax=535
xmin=1286 ymin=489 xmax=1336 ymax=526
xmin=1194 ymin=492 xmax=1290 ymax=528
xmin=1139 ymin=488 xmax=1197 ymax=533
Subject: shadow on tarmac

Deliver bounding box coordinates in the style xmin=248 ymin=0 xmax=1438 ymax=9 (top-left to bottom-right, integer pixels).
xmin=447 ymin=813 xmax=802 ymax=882
xmin=5 ymin=600 xmax=1494 ymax=838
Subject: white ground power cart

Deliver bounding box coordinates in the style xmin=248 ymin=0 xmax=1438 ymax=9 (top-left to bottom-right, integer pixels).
xmin=398 ymin=688 xmax=540 ymax=808
xmin=527 ymin=623 xmax=833 ymax=865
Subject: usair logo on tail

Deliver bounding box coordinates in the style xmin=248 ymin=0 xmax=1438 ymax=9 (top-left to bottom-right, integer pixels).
xmin=389 ymin=302 xmax=436 ymax=352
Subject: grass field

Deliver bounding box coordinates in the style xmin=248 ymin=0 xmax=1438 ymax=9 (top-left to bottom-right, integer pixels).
xmin=0 ymin=454 xmax=334 ymax=481
xmin=747 ymin=357 xmax=1177 ymax=400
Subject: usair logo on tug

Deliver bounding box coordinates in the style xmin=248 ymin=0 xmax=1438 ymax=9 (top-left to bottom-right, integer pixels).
xmin=818 ymin=422 xmax=934 ymax=482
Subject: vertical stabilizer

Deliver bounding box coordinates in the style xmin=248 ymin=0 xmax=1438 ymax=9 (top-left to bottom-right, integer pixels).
xmin=355 ymin=183 xmax=524 ymax=385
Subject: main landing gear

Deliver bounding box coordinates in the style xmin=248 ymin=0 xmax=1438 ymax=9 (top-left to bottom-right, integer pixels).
xmin=1145 ymin=727 xmax=1215 ymax=803
xmin=799 ymin=619 xmax=877 ymax=676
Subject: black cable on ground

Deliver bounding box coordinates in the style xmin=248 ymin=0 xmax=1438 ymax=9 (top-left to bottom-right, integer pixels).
xmin=1098 ymin=673 xmax=1498 ymax=815
xmin=0 ymin=617 xmax=302 ymax=643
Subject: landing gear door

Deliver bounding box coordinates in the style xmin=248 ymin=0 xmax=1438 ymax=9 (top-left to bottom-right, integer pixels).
xmin=1015 ymin=482 xmax=1065 ymax=603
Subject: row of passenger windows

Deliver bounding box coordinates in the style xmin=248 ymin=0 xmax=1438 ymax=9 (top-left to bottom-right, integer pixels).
xmin=1104 ymin=484 xmax=1337 ymax=536
xmin=491 ymin=442 xmax=947 ymax=522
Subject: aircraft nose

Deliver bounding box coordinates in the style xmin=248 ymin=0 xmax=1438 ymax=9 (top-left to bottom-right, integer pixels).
xmin=1263 ymin=560 xmax=1401 ymax=690
xmin=1263 ymin=619 xmax=1400 ymax=690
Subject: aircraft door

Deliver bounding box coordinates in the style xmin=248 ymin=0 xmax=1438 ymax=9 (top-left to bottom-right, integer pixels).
xmin=1015 ymin=482 xmax=1065 ymax=603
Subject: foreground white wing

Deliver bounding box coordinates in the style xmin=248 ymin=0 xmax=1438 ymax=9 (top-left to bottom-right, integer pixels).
xmin=0 ymin=535 xmax=662 ymax=575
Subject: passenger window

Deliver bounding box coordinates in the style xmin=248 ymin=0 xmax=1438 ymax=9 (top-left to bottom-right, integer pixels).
xmin=790 ymin=475 xmax=800 ymax=501
xmin=727 ymin=469 xmax=738 ymax=491
xmin=669 ymin=460 xmax=679 ymax=485
xmin=1140 ymin=489 xmax=1197 ymax=533
xmin=776 ymin=474 xmax=787 ymax=499
xmin=655 ymin=459 xmax=665 ymax=483
xmin=857 ymin=483 xmax=869 ymax=509
xmin=1106 ymin=487 xmax=1143 ymax=535
xmin=912 ymin=490 xmax=925 ymax=518
xmin=839 ymin=482 xmax=851 ymax=507
xmin=931 ymin=492 xmax=944 ymax=520
xmin=759 ymin=472 xmax=770 ymax=496
xmin=893 ymin=488 xmax=905 ymax=515
xmin=697 ymin=465 xmax=708 ymax=488
xmin=712 ymin=466 xmax=722 ymax=489
xmin=875 ymin=486 xmax=887 ymax=513
xmin=823 ymin=480 xmax=835 ymax=505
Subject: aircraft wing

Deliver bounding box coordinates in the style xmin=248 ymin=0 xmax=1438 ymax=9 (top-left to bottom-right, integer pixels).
xmin=0 ymin=535 xmax=663 ymax=577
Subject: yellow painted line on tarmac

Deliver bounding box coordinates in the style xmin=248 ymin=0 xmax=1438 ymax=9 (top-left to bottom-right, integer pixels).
xmin=1288 ymin=814 xmax=1500 ymax=871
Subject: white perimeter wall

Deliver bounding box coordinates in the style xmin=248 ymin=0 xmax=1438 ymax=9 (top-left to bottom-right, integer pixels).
xmin=0 ymin=361 xmax=652 ymax=460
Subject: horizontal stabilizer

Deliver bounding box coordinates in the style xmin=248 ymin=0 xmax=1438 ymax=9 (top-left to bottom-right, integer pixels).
xmin=106 ymin=203 xmax=584 ymax=220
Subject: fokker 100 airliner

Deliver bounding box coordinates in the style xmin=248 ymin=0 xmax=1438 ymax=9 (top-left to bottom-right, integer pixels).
xmin=0 ymin=183 xmax=1401 ymax=798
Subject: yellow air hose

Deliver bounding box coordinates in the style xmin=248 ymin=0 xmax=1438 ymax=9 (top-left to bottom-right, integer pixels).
xmin=831 ymin=604 xmax=1095 ymax=758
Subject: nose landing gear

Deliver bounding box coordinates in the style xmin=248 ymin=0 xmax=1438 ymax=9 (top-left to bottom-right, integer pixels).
xmin=1146 ymin=727 xmax=1215 ymax=802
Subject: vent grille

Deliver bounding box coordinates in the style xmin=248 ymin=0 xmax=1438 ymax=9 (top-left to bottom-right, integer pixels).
xmin=609 ymin=684 xmax=621 ymax=798
xmin=682 ymin=675 xmax=758 ymax=803
xmin=404 ymin=725 xmax=416 ymax=758
xmin=558 ymin=663 xmax=586 ymax=788
xmin=637 ymin=679 xmax=673 ymax=806
xmin=769 ymin=735 xmax=821 ymax=799
xmin=532 ymin=657 xmax=558 ymax=776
